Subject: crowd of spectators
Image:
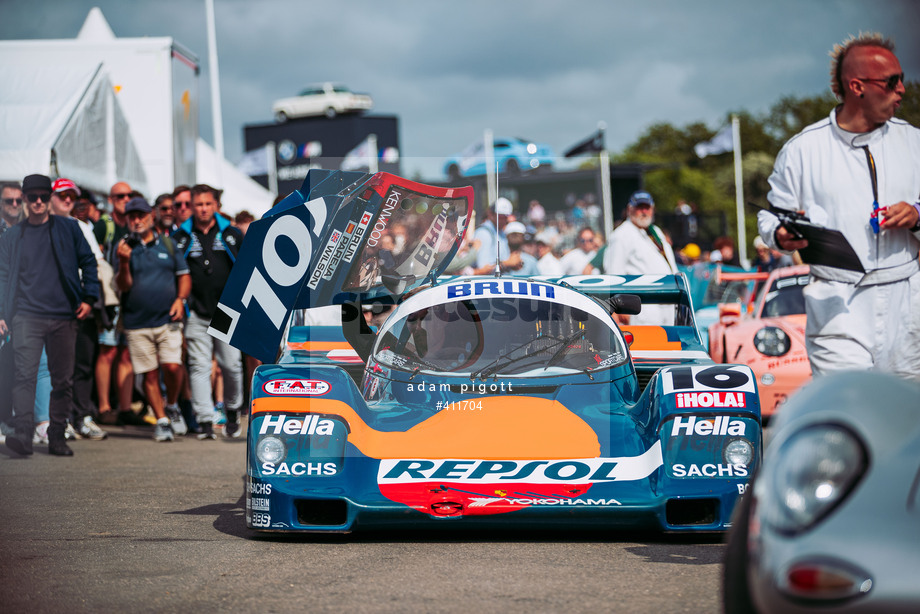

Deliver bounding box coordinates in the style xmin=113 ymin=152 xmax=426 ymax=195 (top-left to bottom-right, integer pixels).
xmin=445 ymin=191 xmax=766 ymax=283
xmin=0 ymin=175 xmax=258 ymax=456
xmin=1 ymin=172 xmax=774 ymax=457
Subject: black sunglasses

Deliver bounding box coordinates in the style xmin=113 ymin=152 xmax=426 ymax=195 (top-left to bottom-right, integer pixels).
xmin=857 ymin=72 xmax=905 ymax=91
xmin=2 ymin=197 xmax=22 ymax=205
xmin=25 ymin=192 xmax=51 ymax=203
xmin=110 ymin=192 xmax=132 ymax=200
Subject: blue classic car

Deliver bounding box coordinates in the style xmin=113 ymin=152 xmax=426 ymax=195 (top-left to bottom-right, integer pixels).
xmin=210 ymin=170 xmax=761 ymax=534
xmin=443 ymin=137 xmax=555 ymax=180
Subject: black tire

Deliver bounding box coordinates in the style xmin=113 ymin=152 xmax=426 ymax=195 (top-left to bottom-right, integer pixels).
xmin=274 ymin=110 xmax=288 ymax=123
xmin=723 ymin=480 xmax=759 ymax=614
xmin=504 ymin=158 xmax=520 ymax=175
xmin=325 ymin=106 xmax=337 ymax=118
xmin=446 ymin=164 xmax=461 ymax=181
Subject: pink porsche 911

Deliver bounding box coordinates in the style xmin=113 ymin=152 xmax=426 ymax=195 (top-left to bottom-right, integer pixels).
xmin=708 ymin=265 xmax=812 ymax=421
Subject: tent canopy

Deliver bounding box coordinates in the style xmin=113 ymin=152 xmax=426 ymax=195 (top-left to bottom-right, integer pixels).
xmin=0 ymin=55 xmax=147 ymax=194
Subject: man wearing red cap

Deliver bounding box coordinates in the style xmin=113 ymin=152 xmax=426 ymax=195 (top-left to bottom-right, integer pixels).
xmin=50 ymin=178 xmax=109 ymax=440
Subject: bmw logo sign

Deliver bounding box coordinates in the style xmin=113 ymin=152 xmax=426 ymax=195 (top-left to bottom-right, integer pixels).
xmin=277 ymin=139 xmax=297 ymax=164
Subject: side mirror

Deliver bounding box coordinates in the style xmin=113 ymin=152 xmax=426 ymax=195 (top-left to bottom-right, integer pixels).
xmin=607 ymin=293 xmax=641 ymax=315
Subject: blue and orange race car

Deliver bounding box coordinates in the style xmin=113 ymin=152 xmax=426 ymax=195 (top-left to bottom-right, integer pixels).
xmin=210 ymin=171 xmax=762 ymax=534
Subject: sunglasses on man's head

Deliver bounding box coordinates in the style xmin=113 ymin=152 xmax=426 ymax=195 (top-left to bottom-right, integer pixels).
xmin=25 ymin=192 xmax=51 ymax=203
xmin=857 ymin=72 xmax=905 ymax=91
xmin=2 ymin=197 xmax=22 ymax=205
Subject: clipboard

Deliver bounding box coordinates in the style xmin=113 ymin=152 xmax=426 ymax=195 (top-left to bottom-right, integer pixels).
xmin=752 ymin=204 xmax=865 ymax=273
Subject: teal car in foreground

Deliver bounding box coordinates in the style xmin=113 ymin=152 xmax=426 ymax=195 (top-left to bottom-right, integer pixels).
xmin=245 ymin=273 xmax=762 ymax=533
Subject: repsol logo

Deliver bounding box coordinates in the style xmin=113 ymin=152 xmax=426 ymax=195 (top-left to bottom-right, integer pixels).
xmin=261 ymin=461 xmax=338 ymax=476
xmin=379 ymin=445 xmax=662 ymax=484
xmin=447 ymin=281 xmax=555 ymax=300
xmin=367 ymin=190 xmax=401 ymax=248
xmin=258 ymin=414 xmax=336 ymax=436
xmin=671 ymin=463 xmax=748 ymax=478
xmin=670 ymin=415 xmax=746 ymax=437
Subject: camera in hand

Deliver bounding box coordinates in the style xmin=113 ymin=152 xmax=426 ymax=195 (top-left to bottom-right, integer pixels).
xmin=124 ymin=232 xmax=144 ymax=248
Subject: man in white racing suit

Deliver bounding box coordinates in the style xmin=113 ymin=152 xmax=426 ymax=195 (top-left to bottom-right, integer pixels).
xmin=758 ymin=33 xmax=920 ymax=380
xmin=603 ymin=191 xmax=678 ymax=325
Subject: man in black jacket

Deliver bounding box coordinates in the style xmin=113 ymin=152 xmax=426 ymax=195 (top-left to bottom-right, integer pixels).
xmin=0 ymin=174 xmax=99 ymax=456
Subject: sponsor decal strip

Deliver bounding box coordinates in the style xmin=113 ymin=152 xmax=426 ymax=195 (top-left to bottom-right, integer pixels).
xmin=262 ymin=379 xmax=331 ymax=396
xmin=377 ymin=441 xmax=663 ymax=484
xmin=285 ymin=341 xmax=355 ymax=351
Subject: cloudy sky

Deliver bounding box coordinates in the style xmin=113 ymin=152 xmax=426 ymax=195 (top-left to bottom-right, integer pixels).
xmin=3 ymin=0 xmax=918 ymax=180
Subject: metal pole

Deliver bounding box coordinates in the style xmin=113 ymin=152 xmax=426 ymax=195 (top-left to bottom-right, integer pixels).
xmin=484 ymin=129 xmax=495 ymax=209
xmin=732 ymin=115 xmax=747 ymax=266
xmin=368 ymin=134 xmax=378 ymax=174
xmin=266 ymin=141 xmax=278 ymax=196
xmin=600 ymin=148 xmax=613 ymax=240
xmin=205 ymin=0 xmax=224 ymax=184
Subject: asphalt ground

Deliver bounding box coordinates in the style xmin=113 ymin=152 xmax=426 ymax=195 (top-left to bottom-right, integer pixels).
xmin=1 ymin=423 xmax=728 ymax=613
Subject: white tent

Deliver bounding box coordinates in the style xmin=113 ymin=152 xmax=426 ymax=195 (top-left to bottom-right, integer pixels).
xmin=1 ymin=8 xmax=274 ymax=214
xmin=0 ymin=58 xmax=147 ymax=194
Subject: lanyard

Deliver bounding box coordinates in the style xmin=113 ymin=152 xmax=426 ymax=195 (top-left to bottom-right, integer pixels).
xmin=861 ymin=146 xmax=881 ymax=233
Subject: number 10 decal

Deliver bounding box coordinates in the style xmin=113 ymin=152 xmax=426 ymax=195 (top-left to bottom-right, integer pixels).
xmin=240 ymin=216 xmax=312 ymax=329
xmin=661 ymin=365 xmax=755 ymax=394
xmin=208 ymin=197 xmax=327 ymax=357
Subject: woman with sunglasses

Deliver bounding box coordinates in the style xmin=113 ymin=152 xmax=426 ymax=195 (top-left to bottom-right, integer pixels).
xmin=757 ymin=32 xmax=920 ymax=381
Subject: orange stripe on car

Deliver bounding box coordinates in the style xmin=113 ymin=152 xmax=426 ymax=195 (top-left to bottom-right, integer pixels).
xmin=620 ymin=326 xmax=682 ymax=351
xmin=251 ymin=396 xmax=600 ymax=460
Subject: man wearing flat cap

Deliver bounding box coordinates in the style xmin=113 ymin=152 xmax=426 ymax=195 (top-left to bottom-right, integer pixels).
xmin=0 ymin=174 xmax=99 ymax=456
xmin=602 ymin=191 xmax=678 ymax=324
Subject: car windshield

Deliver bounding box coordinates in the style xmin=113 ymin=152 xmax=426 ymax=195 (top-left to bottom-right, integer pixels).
xmin=761 ymin=274 xmax=808 ymax=317
xmin=373 ymin=296 xmax=627 ymax=377
xmin=703 ymin=278 xmax=750 ymax=306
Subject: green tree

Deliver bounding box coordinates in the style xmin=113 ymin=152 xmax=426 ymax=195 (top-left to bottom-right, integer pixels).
xmin=614 ymin=82 xmax=919 ymax=252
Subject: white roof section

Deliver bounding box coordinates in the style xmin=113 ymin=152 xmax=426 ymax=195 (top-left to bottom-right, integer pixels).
xmin=0 ymin=57 xmax=147 ymax=194
xmin=77 ymin=7 xmax=116 ymax=41
xmin=2 ymin=8 xmax=273 ymax=214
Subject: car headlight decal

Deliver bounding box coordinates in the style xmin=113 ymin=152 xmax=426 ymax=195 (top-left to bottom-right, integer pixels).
xmin=723 ymin=438 xmax=754 ymax=467
xmin=753 ymin=326 xmax=790 ymax=356
xmin=755 ymin=424 xmax=867 ymax=534
xmin=256 ymin=435 xmax=287 ymax=465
